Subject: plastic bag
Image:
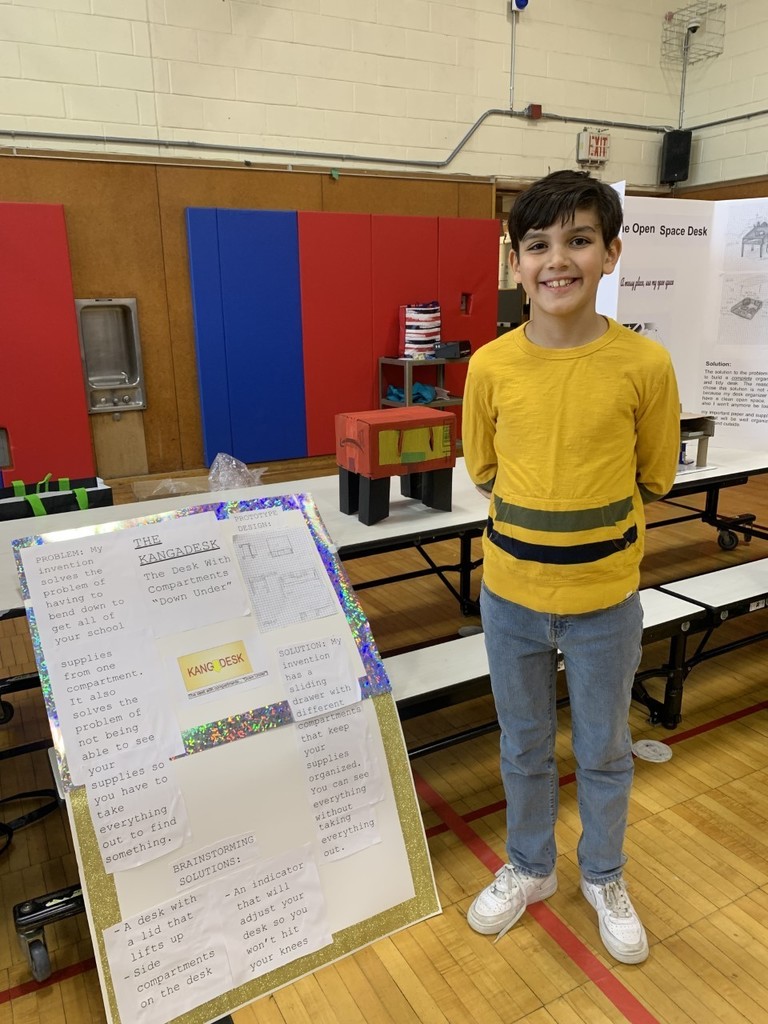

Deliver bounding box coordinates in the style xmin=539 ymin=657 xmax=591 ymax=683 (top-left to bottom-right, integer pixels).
xmin=131 ymin=454 xmax=265 ymax=500
xmin=131 ymin=476 xmax=210 ymax=499
xmin=207 ymin=453 xmax=265 ymax=492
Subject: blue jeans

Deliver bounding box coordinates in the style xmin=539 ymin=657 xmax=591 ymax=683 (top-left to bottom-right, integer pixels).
xmin=480 ymin=583 xmax=643 ymax=884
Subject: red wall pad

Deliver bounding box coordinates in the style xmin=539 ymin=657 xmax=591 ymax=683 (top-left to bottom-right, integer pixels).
xmin=0 ymin=203 xmax=94 ymax=485
xmin=371 ymin=216 xmax=439 ymax=392
xmin=438 ymin=217 xmax=501 ymax=435
xmin=298 ymin=212 xmax=373 ymax=457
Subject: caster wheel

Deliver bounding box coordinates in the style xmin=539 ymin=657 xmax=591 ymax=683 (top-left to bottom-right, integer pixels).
xmin=27 ymin=939 xmax=51 ymax=982
xmin=717 ymin=530 xmax=739 ymax=551
xmin=0 ymin=701 xmax=14 ymax=724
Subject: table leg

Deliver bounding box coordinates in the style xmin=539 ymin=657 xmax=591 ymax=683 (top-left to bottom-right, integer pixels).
xmin=458 ymin=531 xmax=478 ymax=615
xmin=659 ymin=632 xmax=688 ymax=728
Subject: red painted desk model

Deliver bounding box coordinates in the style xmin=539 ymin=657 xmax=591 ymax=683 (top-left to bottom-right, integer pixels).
xmin=335 ymin=407 xmax=457 ymax=525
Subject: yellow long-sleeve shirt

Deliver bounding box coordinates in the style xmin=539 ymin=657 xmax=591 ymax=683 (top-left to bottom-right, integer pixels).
xmin=462 ymin=319 xmax=680 ymax=614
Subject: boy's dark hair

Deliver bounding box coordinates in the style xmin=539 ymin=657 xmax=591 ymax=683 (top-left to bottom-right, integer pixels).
xmin=507 ymin=170 xmax=623 ymax=252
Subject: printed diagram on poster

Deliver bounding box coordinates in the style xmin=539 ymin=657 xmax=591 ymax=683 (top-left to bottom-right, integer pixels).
xmin=717 ymin=204 xmax=768 ymax=347
xmin=12 ymin=495 xmax=439 ymax=1024
xmin=719 ymin=274 xmax=768 ymax=344
xmin=618 ymin=196 xmax=768 ymax=453
xmin=723 ymin=204 xmax=768 ymax=270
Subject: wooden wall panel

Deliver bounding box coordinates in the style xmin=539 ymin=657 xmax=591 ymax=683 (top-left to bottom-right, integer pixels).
xmin=680 ymin=178 xmax=768 ymax=201
xmin=90 ymin=412 xmax=148 ymax=478
xmin=457 ymin=181 xmax=496 ymax=219
xmin=320 ymin=175 xmax=463 ymax=217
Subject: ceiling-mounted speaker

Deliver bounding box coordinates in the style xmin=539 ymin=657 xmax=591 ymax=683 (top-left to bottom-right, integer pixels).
xmin=660 ymin=129 xmax=692 ymax=184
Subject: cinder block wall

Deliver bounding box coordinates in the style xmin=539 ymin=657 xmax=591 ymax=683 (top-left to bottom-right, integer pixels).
xmin=1 ymin=1 xmax=766 ymax=187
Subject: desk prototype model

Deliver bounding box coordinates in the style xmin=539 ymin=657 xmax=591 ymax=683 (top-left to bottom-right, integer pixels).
xmin=335 ymin=407 xmax=457 ymax=525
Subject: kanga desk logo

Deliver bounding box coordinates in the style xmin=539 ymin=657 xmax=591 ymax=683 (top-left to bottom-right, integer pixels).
xmin=178 ymin=640 xmax=254 ymax=698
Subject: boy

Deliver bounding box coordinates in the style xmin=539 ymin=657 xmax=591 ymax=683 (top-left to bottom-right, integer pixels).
xmin=462 ymin=170 xmax=680 ymax=964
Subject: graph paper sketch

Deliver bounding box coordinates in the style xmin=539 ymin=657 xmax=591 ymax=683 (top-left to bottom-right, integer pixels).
xmin=233 ymin=528 xmax=338 ymax=631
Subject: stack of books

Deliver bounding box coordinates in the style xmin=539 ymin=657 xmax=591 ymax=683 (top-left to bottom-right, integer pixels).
xmin=399 ymin=301 xmax=441 ymax=357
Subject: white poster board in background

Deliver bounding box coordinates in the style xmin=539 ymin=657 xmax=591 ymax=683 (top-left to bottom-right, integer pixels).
xmin=619 ymin=196 xmax=768 ymax=452
xmin=13 ymin=495 xmax=439 ymax=1024
xmin=595 ymin=180 xmax=625 ymax=320
xmin=708 ymin=197 xmax=768 ymax=447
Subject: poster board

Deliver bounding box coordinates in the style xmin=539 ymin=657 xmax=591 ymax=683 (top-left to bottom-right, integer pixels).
xmin=595 ymin=180 xmax=624 ymax=320
xmin=12 ymin=493 xmax=440 ymax=1024
xmin=618 ymin=195 xmax=768 ymax=454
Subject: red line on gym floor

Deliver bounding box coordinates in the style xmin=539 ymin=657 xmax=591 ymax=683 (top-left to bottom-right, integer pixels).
xmin=422 ymin=698 xmax=768 ymax=839
xmin=414 ymin=773 xmax=661 ymax=1024
xmin=4 ymin=706 xmax=766 ymax=1007
xmin=0 ymin=957 xmax=97 ymax=1003
xmin=663 ymin=698 xmax=768 ymax=744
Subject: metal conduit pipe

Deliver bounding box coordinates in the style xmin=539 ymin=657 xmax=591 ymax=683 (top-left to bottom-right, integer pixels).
xmin=0 ymin=106 xmax=765 ymax=173
xmin=679 ymin=26 xmax=693 ymax=130
xmin=685 ymin=107 xmax=768 ymax=131
xmin=0 ymin=108 xmax=673 ymax=172
xmin=539 ymin=112 xmax=671 ymax=133
xmin=0 ymin=127 xmax=449 ymax=169
xmin=509 ymin=10 xmax=518 ymax=112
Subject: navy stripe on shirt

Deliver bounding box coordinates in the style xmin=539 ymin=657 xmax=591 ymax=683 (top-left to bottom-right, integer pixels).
xmin=486 ymin=519 xmax=638 ymax=565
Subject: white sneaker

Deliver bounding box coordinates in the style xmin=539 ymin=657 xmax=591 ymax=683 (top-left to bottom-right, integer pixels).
xmin=467 ymin=864 xmax=558 ymax=939
xmin=580 ymin=877 xmax=649 ymax=964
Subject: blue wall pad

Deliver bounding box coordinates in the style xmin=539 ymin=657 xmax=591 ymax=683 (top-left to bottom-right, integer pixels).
xmin=186 ymin=208 xmax=233 ymax=464
xmin=218 ymin=209 xmax=307 ymax=463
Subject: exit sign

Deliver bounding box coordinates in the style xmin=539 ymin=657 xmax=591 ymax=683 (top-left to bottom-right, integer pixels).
xmin=577 ymin=130 xmax=610 ymax=164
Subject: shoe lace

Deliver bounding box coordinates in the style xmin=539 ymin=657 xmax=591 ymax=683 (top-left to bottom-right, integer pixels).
xmin=485 ymin=865 xmax=512 ymax=896
xmin=492 ymin=867 xmax=522 ymax=944
xmin=602 ymin=881 xmax=633 ymax=918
